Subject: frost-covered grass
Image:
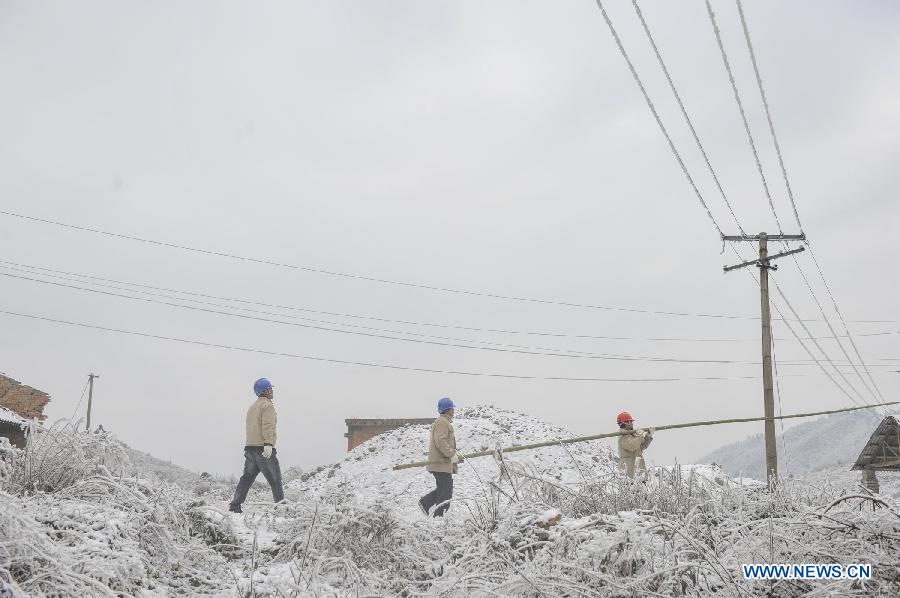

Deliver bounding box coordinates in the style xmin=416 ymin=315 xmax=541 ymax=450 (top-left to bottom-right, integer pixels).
xmin=1 ymin=409 xmax=898 ymax=597
xmin=0 ymin=422 xmax=238 ymax=596
xmin=236 ymin=456 xmax=900 ymax=597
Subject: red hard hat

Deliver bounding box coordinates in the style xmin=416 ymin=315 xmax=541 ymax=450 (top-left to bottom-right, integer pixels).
xmin=616 ymin=411 xmax=634 ymax=425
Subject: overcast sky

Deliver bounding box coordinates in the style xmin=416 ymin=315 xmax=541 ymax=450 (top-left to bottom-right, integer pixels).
xmin=1 ymin=0 xmax=898 ymax=476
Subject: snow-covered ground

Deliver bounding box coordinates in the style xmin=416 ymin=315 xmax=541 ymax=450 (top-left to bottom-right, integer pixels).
xmin=2 ymin=407 xmax=898 ymax=596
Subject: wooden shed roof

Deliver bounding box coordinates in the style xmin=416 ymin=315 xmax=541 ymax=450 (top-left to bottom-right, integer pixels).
xmin=851 ymin=416 xmax=900 ymax=471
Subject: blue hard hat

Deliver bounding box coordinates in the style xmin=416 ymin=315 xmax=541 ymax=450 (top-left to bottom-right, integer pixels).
xmin=253 ymin=378 xmax=273 ymax=396
xmin=437 ymin=397 xmax=455 ymax=413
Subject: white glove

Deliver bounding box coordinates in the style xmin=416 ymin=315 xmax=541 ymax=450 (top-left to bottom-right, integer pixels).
xmin=638 ymin=429 xmax=649 ymax=438
xmin=262 ymin=445 xmax=273 ymax=459
xmin=450 ymin=453 xmax=459 ymax=465
xmin=647 ymin=427 xmax=656 ymax=436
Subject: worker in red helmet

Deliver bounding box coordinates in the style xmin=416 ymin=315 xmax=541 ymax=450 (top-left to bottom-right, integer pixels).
xmin=616 ymin=411 xmax=655 ymax=479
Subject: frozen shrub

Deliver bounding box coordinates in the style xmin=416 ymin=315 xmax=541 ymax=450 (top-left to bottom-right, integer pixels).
xmin=6 ymin=421 xmax=128 ymax=495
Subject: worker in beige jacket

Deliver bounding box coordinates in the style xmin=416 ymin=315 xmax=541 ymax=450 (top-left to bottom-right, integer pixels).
xmin=418 ymin=397 xmax=461 ymax=517
xmin=229 ymin=378 xmax=284 ymax=513
xmin=616 ymin=411 xmax=654 ymax=479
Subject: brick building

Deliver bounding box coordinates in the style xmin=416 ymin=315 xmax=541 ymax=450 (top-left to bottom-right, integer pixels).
xmin=344 ymin=418 xmax=434 ymax=451
xmin=0 ymin=373 xmax=51 ymax=447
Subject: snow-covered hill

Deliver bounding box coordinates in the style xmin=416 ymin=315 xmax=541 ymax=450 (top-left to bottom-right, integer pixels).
xmin=700 ymin=408 xmax=897 ymax=480
xmin=291 ymin=404 xmax=617 ymax=515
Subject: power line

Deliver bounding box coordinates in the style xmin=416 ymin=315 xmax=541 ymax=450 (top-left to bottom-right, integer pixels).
xmin=592 ymin=1 xmax=725 ymax=238
xmin=5 ymin=259 xmax=898 ymax=344
xmin=0 ymin=208 xmax=755 ymax=321
xmin=770 ymin=321 xmax=789 ymax=473
xmin=705 ymin=0 xmax=784 ymax=236
xmin=0 ymin=259 xmax=766 ymax=345
xmin=735 ymin=0 xmax=887 ymax=405
xmin=0 ymin=307 xmax=841 ymax=384
xmin=727 ymin=244 xmax=871 ymax=412
xmin=769 ymin=274 xmax=872 ymax=409
xmin=68 ymin=378 xmax=91 ymax=422
xmin=0 ymin=264 xmax=619 ymax=360
xmin=712 ymin=0 xmax=883 ymax=405
xmin=632 ymin=0 xmax=875 ymax=409
xmin=786 ymin=257 xmax=879 ymax=401
xmin=11 ymin=267 xmax=891 ymax=372
xmin=807 ymin=248 xmax=888 ymax=400
xmin=735 ymin=0 xmax=803 ymax=234
xmin=592 ymin=0 xmax=886 ymax=425
xmin=3 ymin=212 xmax=897 ymax=326
xmin=631 ymin=0 xmax=745 ymax=236
xmin=0 ymin=268 xmax=787 ymax=366
xmin=4 ymin=267 xmax=895 ymax=371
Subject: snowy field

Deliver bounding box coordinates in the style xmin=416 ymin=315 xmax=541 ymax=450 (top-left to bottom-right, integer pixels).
xmin=1 ymin=407 xmax=898 ymax=596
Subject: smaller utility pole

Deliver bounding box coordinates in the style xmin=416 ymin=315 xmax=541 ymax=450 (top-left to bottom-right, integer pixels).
xmin=723 ymin=233 xmax=805 ymax=486
xmin=85 ymin=373 xmax=99 ymax=432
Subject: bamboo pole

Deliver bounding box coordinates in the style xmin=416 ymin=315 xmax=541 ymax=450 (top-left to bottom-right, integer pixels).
xmin=392 ymin=400 xmax=899 ymax=471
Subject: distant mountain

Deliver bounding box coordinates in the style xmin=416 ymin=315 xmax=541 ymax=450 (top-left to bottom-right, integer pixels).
xmin=699 ymin=408 xmax=896 ymax=480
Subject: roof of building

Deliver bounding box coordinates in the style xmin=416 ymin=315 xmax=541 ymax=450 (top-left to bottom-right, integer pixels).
xmin=0 ymin=405 xmax=28 ymax=428
xmin=345 ymin=418 xmax=435 ymax=427
xmin=851 ymin=416 xmax=900 ymax=471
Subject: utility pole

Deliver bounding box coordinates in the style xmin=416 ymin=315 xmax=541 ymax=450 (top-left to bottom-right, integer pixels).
xmin=723 ymin=233 xmax=805 ymax=486
xmin=85 ymin=373 xmax=99 ymax=432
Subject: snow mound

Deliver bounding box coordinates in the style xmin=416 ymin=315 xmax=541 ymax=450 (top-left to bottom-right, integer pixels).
xmin=290 ymin=404 xmax=617 ymax=514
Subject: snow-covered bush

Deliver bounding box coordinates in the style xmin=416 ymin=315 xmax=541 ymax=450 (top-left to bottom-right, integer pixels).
xmin=0 ymin=438 xmax=15 ymax=488
xmin=0 ymin=471 xmax=238 ymax=595
xmin=4 ymin=421 xmax=128 ymax=495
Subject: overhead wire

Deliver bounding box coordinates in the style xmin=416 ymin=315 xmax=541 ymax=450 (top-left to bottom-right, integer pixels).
xmin=5 ymin=258 xmax=899 ymax=346
xmin=728 ymin=244 xmax=881 ymax=417
xmin=770 ymin=273 xmax=888 ymax=417
xmin=734 ymin=0 xmax=803 ymax=234
xmin=0 ymin=5 xmax=889 ymax=411
xmin=0 ymin=308 xmax=840 ymax=384
xmin=630 ymin=0 xmax=745 ymax=236
xmin=778 ymin=261 xmax=878 ymax=399
xmin=0 ymin=258 xmax=773 ymax=344
xmin=594 ymin=0 xmax=895 ymax=420
xmin=0 ymin=268 xmax=790 ymax=366
xmin=594 ymin=0 xmax=726 ymax=239
xmin=0 ymin=208 xmax=760 ymax=321
xmin=4 ymin=265 xmax=895 ymax=372
xmin=7 ymin=266 xmax=892 ymax=372
xmin=734 ymin=0 xmax=887 ymax=404
xmin=706 ymin=0 xmax=883 ymax=405
xmin=0 ymin=213 xmax=895 ymax=322
xmin=609 ymin=0 xmax=875 ymax=413
xmin=769 ymin=320 xmax=789 ymax=472
xmin=68 ymin=378 xmax=91 ymax=423
xmin=704 ymin=0 xmax=784 ymax=236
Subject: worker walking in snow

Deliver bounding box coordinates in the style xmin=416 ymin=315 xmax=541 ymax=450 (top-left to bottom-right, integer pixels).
xmin=418 ymin=397 xmax=461 ymax=517
xmin=228 ymin=378 xmax=284 ymax=513
xmin=616 ymin=411 xmax=654 ymax=480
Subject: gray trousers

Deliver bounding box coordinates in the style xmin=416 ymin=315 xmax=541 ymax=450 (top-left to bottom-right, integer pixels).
xmin=420 ymin=472 xmax=453 ymax=516
xmin=230 ymin=447 xmax=284 ymax=507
